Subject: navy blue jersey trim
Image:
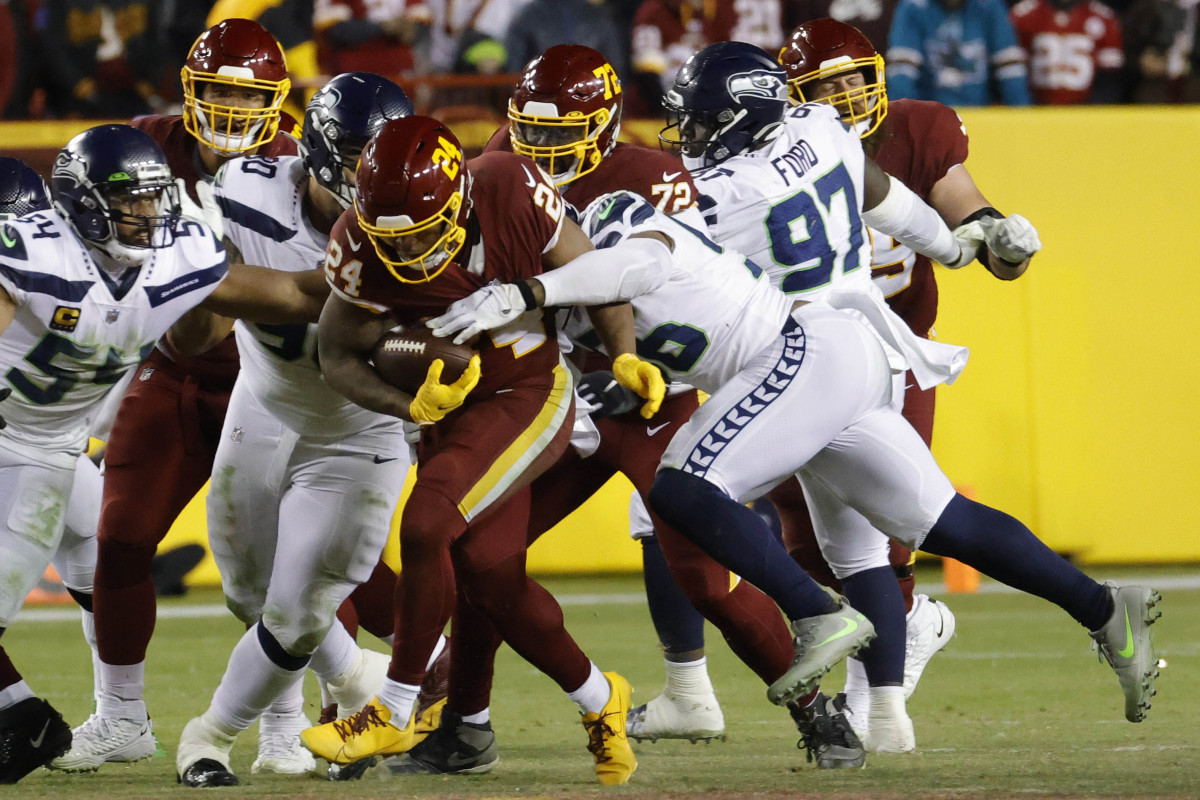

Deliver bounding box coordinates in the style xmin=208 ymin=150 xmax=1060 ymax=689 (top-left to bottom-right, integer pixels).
xmin=0 ymin=262 xmax=93 ymax=302
xmin=216 ymin=195 xmax=296 ymax=243
xmin=143 ymin=261 xmax=228 ymax=308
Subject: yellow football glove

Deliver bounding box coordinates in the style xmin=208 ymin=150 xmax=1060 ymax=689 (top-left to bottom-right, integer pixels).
xmin=407 ymin=355 xmax=482 ymax=425
xmin=612 ymin=353 xmax=665 ymax=419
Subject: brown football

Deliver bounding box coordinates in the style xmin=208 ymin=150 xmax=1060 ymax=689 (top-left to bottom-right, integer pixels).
xmin=371 ymin=327 xmax=475 ymax=395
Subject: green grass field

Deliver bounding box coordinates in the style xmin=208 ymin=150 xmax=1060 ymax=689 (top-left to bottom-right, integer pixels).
xmin=6 ymin=565 xmax=1199 ymax=799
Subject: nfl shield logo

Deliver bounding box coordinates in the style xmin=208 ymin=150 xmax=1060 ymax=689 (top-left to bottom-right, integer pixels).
xmin=105 ymin=309 xmax=120 ymax=324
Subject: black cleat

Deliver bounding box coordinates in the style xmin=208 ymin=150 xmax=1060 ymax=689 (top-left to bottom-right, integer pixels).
xmin=0 ymin=698 xmax=72 ymax=784
xmin=178 ymin=758 xmax=239 ymax=787
xmin=788 ymin=692 xmax=866 ymax=770
xmin=327 ymin=756 xmax=376 ymax=782
xmin=384 ymin=710 xmax=498 ymax=775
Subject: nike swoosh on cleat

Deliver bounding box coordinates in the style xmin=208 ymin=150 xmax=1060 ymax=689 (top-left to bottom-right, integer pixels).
xmin=373 ymin=455 xmax=399 ymax=464
xmin=446 ymin=752 xmax=482 ymax=768
xmin=1117 ymin=607 xmax=1136 ymax=658
xmin=934 ymin=609 xmax=945 ymax=638
xmin=814 ymin=616 xmax=860 ymax=648
xmin=30 ymin=720 xmax=49 ymax=749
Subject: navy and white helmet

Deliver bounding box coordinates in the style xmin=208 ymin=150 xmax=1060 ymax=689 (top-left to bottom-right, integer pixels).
xmin=302 ymin=72 xmax=414 ymax=210
xmin=0 ymin=157 xmax=53 ymax=221
xmin=52 ymin=124 xmax=180 ymax=267
xmin=659 ymin=41 xmax=790 ymax=168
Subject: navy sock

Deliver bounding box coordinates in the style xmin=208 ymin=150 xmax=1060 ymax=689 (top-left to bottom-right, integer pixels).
xmin=256 ymin=621 xmax=311 ymax=671
xmin=641 ymin=536 xmax=706 ymax=654
xmin=841 ymin=566 xmax=905 ymax=685
xmin=650 ymin=469 xmax=836 ymax=621
xmin=922 ymin=494 xmax=1112 ymax=630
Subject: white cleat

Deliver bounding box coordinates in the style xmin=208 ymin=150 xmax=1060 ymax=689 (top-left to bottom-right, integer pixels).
xmin=626 ymin=691 xmax=725 ymax=743
xmin=327 ymin=649 xmax=390 ymax=721
xmin=903 ymin=594 xmax=956 ymax=700
xmin=176 ymin=715 xmax=237 ymax=785
xmin=252 ymin=709 xmax=318 ymax=775
xmin=48 ymin=713 xmax=156 ymax=772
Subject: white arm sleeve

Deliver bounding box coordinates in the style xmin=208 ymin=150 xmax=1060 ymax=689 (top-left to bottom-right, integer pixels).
xmin=536 ymin=235 xmax=674 ymax=308
xmin=862 ymin=174 xmax=966 ymax=267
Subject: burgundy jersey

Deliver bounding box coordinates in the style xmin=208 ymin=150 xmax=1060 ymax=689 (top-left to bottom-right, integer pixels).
xmin=1010 ymin=0 xmax=1124 ymax=105
xmin=869 ymin=99 xmax=969 ymax=337
xmin=484 ymin=126 xmax=697 ymax=215
xmin=326 ymin=151 xmax=566 ymax=398
xmin=131 ymin=113 xmax=301 ymax=204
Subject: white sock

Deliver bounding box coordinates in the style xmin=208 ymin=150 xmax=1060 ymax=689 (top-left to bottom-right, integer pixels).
xmin=462 ymin=708 xmax=489 ymax=725
xmin=0 ymin=680 xmax=35 ymax=710
xmin=261 ymin=673 xmax=305 ymax=728
xmin=308 ymin=620 xmax=357 ymax=684
xmin=97 ymin=660 xmax=147 ymax=720
xmin=208 ymin=626 xmax=305 ymax=734
xmin=868 ymin=685 xmax=907 ymax=721
xmin=567 ymin=663 xmax=610 ymax=715
xmin=663 ymin=657 xmax=713 ymax=697
xmin=377 ymin=677 xmax=421 ymax=722
xmin=425 ymin=635 xmax=446 ymax=671
xmin=80 ymin=609 xmax=102 ymax=704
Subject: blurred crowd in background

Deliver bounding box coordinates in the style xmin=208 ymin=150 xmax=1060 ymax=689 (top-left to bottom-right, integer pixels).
xmin=2 ymin=0 xmax=1197 ymax=122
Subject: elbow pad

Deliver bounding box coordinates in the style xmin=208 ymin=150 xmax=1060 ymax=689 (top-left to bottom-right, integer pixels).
xmin=539 ymin=236 xmax=673 ymax=308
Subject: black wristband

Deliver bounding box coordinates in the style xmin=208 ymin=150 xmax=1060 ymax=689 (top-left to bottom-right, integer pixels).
xmin=960 ymin=206 xmax=1005 ymax=267
xmin=514 ymin=280 xmax=538 ymax=312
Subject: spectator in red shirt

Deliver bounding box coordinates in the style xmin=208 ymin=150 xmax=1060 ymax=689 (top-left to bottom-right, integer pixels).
xmin=314 ymin=0 xmax=419 ymax=76
xmin=1011 ymin=0 xmax=1125 ymax=103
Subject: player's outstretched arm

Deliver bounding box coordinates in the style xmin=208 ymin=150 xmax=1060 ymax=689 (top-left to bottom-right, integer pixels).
xmin=201 ymin=264 xmax=329 ymax=324
xmin=317 ymin=291 xmax=419 ymax=421
xmin=928 ymin=164 xmax=1039 ymax=280
xmin=862 ymin=158 xmax=980 ymax=269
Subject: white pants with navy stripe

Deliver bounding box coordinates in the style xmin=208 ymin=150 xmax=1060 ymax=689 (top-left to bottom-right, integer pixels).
xmin=659 ymin=303 xmax=957 ymax=577
xmin=207 ymin=379 xmax=411 ymax=655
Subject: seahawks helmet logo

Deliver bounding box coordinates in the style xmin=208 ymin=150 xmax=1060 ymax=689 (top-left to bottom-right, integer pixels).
xmin=726 ymin=70 xmax=787 ymax=102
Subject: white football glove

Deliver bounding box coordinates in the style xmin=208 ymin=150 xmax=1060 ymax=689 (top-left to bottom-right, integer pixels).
xmin=426 ymin=280 xmax=527 ymax=345
xmin=945 ymin=220 xmax=987 ymax=268
xmin=175 ymin=177 xmax=225 ymax=240
xmin=977 ymin=213 xmax=1041 ymax=263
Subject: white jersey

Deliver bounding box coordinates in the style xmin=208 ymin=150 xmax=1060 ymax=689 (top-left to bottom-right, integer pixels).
xmin=215 ymin=155 xmax=394 ymax=438
xmin=0 ymin=210 xmax=227 ymax=460
xmin=690 ymin=103 xmax=878 ymax=301
xmin=571 ymin=191 xmax=794 ymax=394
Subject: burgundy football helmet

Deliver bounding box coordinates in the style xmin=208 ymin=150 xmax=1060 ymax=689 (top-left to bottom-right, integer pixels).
xmin=778 ymin=18 xmax=887 ymax=139
xmin=508 ymin=44 xmax=622 ymax=186
xmin=182 ymin=18 xmax=291 ymax=154
xmin=355 ymin=116 xmax=467 ymax=284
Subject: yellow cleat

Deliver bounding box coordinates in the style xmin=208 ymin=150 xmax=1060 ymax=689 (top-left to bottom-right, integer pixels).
xmin=582 ymin=672 xmax=637 ymax=785
xmin=299 ymin=698 xmax=415 ymax=765
xmin=412 ymin=697 xmax=447 ymax=747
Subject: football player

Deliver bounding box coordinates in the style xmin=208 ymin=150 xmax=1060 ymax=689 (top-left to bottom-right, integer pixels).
xmin=774 ymin=17 xmax=1042 ymax=739
xmin=406 ymin=44 xmax=861 ymax=774
xmin=428 ymin=184 xmax=1160 ymax=738
xmin=299 ymin=116 xmax=664 ymax=786
xmin=654 ymin=40 xmax=1012 ymax=752
xmin=60 ymin=19 xmax=402 ymax=774
xmin=0 ymin=124 xmax=326 ymax=784
xmin=171 ymin=72 xmax=424 ymax=788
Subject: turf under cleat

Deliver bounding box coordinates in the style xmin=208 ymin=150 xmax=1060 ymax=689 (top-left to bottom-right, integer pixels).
xmin=582 ymin=672 xmax=637 ymax=785
xmin=0 ymin=697 xmax=72 ymax=784
xmin=903 ymin=594 xmax=956 ymax=700
xmin=252 ymin=709 xmax=317 ymax=775
xmin=767 ymin=599 xmax=877 ymax=707
xmin=626 ymin=690 xmax=725 ymax=743
xmin=384 ymin=708 xmax=499 ymax=775
xmin=176 ymin=715 xmax=237 ymax=788
xmin=300 ymin=697 xmax=415 ymax=765
xmin=1090 ymin=582 xmax=1162 ymax=723
xmin=788 ymin=692 xmax=866 ymax=769
xmin=49 ymin=711 xmax=156 ymax=772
